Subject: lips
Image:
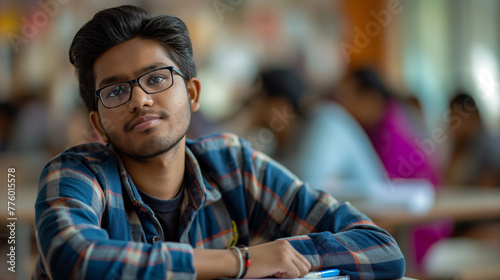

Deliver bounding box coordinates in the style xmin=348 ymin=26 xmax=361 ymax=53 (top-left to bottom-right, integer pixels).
xmin=129 ymin=115 xmax=162 ymax=131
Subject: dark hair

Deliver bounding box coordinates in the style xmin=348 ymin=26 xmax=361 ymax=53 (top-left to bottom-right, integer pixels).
xmin=449 ymin=91 xmax=480 ymax=118
xmin=69 ymin=5 xmax=196 ymax=111
xmin=260 ymin=68 xmax=307 ymax=115
xmin=349 ymin=68 xmax=391 ymax=100
xmin=449 ymin=91 xmax=477 ymax=108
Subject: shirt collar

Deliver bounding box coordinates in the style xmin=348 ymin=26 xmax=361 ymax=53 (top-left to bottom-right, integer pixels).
xmin=185 ymin=145 xmax=222 ymax=204
xmin=109 ymin=143 xmax=222 ymax=209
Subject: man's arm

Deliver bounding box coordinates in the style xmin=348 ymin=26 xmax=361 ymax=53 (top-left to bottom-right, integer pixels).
xmin=240 ymin=139 xmax=406 ymax=280
xmin=193 ymin=240 xmax=311 ymax=279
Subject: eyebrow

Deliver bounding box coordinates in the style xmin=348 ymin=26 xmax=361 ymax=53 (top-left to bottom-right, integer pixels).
xmin=96 ymin=62 xmax=169 ymax=89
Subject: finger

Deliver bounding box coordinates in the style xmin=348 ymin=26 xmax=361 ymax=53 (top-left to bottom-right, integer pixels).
xmin=290 ymin=246 xmax=311 ymax=276
xmin=286 ymin=251 xmax=307 ymax=278
xmin=274 ymin=263 xmax=300 ymax=279
xmin=275 ymin=240 xmax=311 ymax=277
xmin=280 ymin=240 xmax=309 ymax=266
xmin=274 ymin=249 xmax=302 ymax=278
xmin=291 ymin=256 xmax=310 ymax=277
xmin=273 ymin=272 xmax=285 ymax=279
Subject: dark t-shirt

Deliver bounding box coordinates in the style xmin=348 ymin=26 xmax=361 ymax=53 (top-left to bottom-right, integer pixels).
xmin=137 ymin=185 xmax=184 ymax=242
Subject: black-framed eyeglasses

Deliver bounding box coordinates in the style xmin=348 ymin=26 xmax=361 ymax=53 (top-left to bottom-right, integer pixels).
xmin=95 ymin=66 xmax=188 ymax=108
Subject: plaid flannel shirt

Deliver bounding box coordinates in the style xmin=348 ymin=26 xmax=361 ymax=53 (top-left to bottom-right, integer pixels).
xmin=34 ymin=133 xmax=405 ymax=280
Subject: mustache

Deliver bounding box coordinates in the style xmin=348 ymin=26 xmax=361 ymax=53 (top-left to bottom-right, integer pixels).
xmin=124 ymin=110 xmax=169 ymax=132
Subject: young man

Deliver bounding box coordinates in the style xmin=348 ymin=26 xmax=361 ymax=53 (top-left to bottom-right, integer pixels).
xmin=34 ymin=5 xmax=405 ymax=280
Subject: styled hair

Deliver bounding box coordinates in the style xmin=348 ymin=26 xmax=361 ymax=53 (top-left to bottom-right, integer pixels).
xmin=69 ymin=5 xmax=196 ymax=111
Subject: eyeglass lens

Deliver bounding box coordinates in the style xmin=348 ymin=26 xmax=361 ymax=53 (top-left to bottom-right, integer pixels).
xmin=99 ymin=68 xmax=174 ymax=108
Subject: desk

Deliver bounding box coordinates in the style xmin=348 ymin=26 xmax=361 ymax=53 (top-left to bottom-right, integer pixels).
xmin=368 ymin=189 xmax=500 ymax=232
xmin=362 ymin=189 xmax=500 ymax=277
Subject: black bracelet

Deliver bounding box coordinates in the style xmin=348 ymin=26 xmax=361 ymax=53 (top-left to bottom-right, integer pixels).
xmin=239 ymin=245 xmax=251 ymax=278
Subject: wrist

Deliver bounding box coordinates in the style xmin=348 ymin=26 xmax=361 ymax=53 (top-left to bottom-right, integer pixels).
xmin=238 ymin=246 xmax=251 ymax=278
xmin=230 ymin=246 xmax=244 ymax=278
xmin=228 ymin=247 xmax=241 ymax=278
xmin=230 ymin=246 xmax=251 ymax=279
xmin=192 ymin=249 xmax=241 ymax=280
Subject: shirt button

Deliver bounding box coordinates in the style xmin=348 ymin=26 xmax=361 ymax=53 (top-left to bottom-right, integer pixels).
xmin=152 ymin=236 xmax=160 ymax=243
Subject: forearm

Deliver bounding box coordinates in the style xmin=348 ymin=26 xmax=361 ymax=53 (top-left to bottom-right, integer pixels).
xmin=194 ymin=241 xmax=312 ymax=280
xmin=270 ymin=194 xmax=405 ymax=279
xmin=193 ymin=249 xmax=239 ymax=280
xmin=306 ymin=230 xmax=405 ymax=279
xmin=282 ymin=221 xmax=405 ymax=279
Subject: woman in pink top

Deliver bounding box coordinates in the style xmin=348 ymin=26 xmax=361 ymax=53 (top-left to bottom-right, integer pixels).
xmin=335 ymin=69 xmax=441 ymax=186
xmin=335 ymin=68 xmax=450 ymax=272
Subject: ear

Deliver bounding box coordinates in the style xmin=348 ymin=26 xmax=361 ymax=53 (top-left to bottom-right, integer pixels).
xmin=89 ymin=110 xmax=109 ymax=143
xmin=186 ymin=77 xmax=201 ymax=112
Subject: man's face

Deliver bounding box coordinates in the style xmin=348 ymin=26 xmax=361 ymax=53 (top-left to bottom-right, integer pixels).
xmin=90 ymin=37 xmax=200 ymax=160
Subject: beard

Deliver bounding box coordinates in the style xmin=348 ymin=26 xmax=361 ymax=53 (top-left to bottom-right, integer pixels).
xmin=103 ymin=98 xmax=192 ymax=161
xmin=110 ymin=130 xmax=187 ymax=161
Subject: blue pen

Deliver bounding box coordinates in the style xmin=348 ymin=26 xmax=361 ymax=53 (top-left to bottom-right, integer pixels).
xmin=303 ymin=269 xmax=340 ymax=278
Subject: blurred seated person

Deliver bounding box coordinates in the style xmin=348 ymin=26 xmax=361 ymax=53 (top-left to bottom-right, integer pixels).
xmin=423 ymin=92 xmax=500 ymax=277
xmin=334 ymin=68 xmax=441 ymax=187
xmin=244 ymin=68 xmax=390 ymax=196
xmin=444 ymin=92 xmax=500 ymax=188
xmin=334 ymin=68 xmax=448 ymax=271
xmin=443 ymin=91 xmax=500 ymax=241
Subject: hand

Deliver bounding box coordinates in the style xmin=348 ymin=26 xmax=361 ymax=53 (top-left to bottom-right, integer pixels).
xmin=244 ymin=239 xmax=311 ymax=279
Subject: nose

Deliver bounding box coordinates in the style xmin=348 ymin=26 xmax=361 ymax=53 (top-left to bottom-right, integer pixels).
xmin=127 ymin=83 xmax=154 ymax=112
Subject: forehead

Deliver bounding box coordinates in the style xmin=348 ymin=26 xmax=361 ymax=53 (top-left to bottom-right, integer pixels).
xmin=94 ymin=38 xmax=175 ymax=84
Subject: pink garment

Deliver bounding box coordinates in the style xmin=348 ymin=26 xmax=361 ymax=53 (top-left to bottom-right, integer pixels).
xmin=366 ymin=100 xmax=448 ymax=271
xmin=410 ymin=220 xmax=454 ymax=271
xmin=366 ymin=100 xmax=441 ymax=187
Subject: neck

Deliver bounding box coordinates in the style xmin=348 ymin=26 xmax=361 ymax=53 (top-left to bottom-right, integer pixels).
xmin=119 ymin=139 xmax=186 ymax=200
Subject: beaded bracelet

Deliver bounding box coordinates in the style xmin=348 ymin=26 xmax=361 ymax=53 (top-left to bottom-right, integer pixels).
xmin=239 ymin=245 xmax=251 ymax=278
xmin=230 ymin=246 xmax=244 ymax=278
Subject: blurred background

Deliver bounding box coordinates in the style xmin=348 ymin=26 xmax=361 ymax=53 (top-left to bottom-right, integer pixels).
xmin=1 ymin=0 xmax=500 ymax=279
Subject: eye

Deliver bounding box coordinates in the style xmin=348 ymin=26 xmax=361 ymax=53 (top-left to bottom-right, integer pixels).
xmin=105 ymin=85 xmax=128 ymax=98
xmin=147 ymin=75 xmax=166 ymax=85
